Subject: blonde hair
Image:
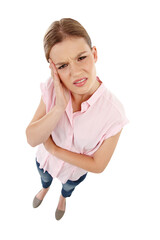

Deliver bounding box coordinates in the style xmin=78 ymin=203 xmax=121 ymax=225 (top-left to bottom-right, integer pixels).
xmin=43 ymin=18 xmax=92 ymax=62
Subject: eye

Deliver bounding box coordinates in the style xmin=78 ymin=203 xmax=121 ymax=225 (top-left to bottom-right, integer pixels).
xmin=78 ymin=56 xmax=87 ymax=61
xmin=58 ymin=64 xmax=68 ymax=70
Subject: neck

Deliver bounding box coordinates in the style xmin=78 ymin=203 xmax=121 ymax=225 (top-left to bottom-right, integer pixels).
xmin=71 ymin=80 xmax=101 ymax=104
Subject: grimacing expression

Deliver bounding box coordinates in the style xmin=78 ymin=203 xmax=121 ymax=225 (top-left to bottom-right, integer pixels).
xmin=49 ymin=37 xmax=98 ymax=95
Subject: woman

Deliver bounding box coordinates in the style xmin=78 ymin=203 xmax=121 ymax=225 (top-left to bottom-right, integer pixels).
xmin=26 ymin=18 xmax=129 ymax=220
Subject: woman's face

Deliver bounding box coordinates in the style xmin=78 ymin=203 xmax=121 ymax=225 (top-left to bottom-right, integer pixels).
xmin=49 ymin=37 xmax=98 ymax=100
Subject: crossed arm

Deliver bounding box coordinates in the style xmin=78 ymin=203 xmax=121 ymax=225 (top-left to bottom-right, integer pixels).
xmin=43 ymin=129 xmax=122 ymax=173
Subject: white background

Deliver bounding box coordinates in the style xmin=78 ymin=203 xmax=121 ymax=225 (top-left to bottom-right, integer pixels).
xmin=0 ymin=0 xmax=159 ymax=239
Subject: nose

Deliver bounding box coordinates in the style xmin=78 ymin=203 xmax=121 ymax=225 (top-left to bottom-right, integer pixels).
xmin=69 ymin=61 xmax=82 ymax=78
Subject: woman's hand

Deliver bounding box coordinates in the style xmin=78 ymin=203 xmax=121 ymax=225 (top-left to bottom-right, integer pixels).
xmin=43 ymin=135 xmax=57 ymax=155
xmin=49 ymin=59 xmax=70 ymax=111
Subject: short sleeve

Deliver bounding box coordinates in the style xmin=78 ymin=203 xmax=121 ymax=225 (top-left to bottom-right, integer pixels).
xmin=103 ymin=94 xmax=129 ymax=140
xmin=40 ymin=82 xmax=47 ymax=104
xmin=40 ymin=77 xmax=56 ymax=113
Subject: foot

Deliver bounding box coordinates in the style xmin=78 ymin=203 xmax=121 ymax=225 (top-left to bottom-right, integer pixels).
xmin=57 ymin=194 xmax=66 ymax=211
xmin=36 ymin=187 xmax=50 ymax=201
xmin=55 ymin=195 xmax=66 ymax=220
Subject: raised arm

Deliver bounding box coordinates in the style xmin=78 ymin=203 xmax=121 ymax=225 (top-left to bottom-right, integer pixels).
xmin=25 ymin=97 xmax=65 ymax=147
xmin=26 ymin=59 xmax=70 ymax=147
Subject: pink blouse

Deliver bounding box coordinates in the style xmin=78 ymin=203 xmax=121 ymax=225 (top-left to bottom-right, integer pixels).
xmin=36 ymin=77 xmax=129 ymax=184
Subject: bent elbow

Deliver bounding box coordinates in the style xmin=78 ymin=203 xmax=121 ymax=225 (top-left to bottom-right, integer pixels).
xmin=94 ymin=157 xmax=111 ymax=174
xmin=25 ymin=128 xmax=37 ymax=147
xmin=93 ymin=165 xmax=104 ymax=174
xmin=26 ymin=135 xmax=36 ymax=147
xmin=95 ymin=163 xmax=108 ymax=174
xmin=27 ymin=139 xmax=37 ymax=147
xmin=96 ymin=167 xmax=104 ymax=174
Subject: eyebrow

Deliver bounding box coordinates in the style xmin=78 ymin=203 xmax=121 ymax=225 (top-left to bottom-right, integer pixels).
xmin=55 ymin=51 xmax=88 ymax=67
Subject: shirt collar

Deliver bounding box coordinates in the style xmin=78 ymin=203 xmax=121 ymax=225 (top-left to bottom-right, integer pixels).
xmin=65 ymin=77 xmax=106 ymax=125
xmin=86 ymin=77 xmax=106 ymax=107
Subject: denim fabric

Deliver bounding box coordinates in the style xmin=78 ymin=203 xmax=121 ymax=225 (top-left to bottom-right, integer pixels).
xmin=36 ymin=159 xmax=87 ymax=198
xmin=61 ymin=173 xmax=87 ymax=198
xmin=36 ymin=160 xmax=53 ymax=188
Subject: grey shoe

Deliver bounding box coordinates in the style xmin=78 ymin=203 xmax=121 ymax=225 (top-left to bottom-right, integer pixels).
xmin=33 ymin=196 xmax=43 ymax=208
xmin=33 ymin=187 xmax=50 ymax=208
xmin=55 ymin=202 xmax=66 ymax=220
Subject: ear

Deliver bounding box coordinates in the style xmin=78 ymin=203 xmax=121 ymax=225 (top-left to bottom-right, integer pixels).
xmin=91 ymin=46 xmax=98 ymax=63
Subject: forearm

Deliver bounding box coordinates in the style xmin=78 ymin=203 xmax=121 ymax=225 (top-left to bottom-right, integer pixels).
xmin=43 ymin=136 xmax=100 ymax=173
xmin=26 ymin=106 xmax=64 ymax=147
xmin=54 ymin=146 xmax=99 ymax=173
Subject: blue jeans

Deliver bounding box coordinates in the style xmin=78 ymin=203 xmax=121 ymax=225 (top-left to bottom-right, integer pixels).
xmin=35 ymin=159 xmax=87 ymax=198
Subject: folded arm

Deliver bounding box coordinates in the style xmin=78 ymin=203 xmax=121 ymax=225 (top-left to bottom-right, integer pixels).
xmin=43 ymin=129 xmax=122 ymax=173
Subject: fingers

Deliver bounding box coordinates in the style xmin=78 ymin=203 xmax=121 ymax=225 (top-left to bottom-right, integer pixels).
xmin=49 ymin=59 xmax=60 ymax=84
xmin=49 ymin=59 xmax=57 ymax=75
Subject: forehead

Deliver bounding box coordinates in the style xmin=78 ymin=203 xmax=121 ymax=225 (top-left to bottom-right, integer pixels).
xmin=49 ymin=37 xmax=91 ymax=61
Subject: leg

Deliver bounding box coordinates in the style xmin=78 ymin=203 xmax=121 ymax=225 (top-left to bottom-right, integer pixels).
xmin=61 ymin=173 xmax=87 ymax=198
xmin=57 ymin=173 xmax=87 ymax=211
xmin=35 ymin=159 xmax=53 ymax=200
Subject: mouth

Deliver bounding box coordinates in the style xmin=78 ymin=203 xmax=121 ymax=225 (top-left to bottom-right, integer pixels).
xmin=73 ymin=77 xmax=88 ymax=84
xmin=73 ymin=77 xmax=88 ymax=87
xmin=73 ymin=78 xmax=88 ymax=87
